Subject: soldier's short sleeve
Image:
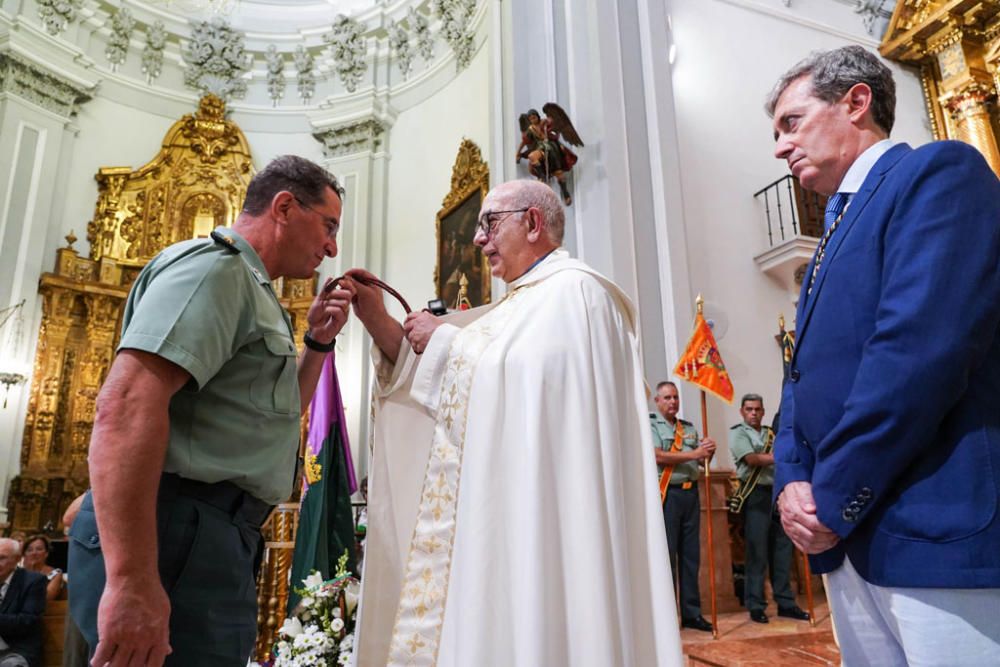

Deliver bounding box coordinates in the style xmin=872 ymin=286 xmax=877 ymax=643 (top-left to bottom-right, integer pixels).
xmin=649 ymin=417 xmax=663 ymax=449
xmin=118 ymin=254 xmax=252 ymax=388
xmin=728 ymin=427 xmax=753 ymax=464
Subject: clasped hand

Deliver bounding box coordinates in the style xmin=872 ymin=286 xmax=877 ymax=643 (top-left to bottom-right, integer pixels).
xmin=777 ymin=481 xmax=840 ymax=554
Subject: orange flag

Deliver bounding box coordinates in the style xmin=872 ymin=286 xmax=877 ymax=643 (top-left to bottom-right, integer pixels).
xmin=674 ymin=308 xmax=734 ymax=404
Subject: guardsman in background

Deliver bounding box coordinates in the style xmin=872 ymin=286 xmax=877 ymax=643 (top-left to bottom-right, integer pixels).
xmin=729 ymin=393 xmax=809 ymax=624
xmin=650 ymin=381 xmax=716 ymax=632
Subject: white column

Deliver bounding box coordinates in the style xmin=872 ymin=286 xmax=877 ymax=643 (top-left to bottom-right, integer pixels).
xmin=0 ymin=49 xmax=96 ymax=519
xmin=501 ymin=0 xmax=690 ymax=386
xmin=311 ymin=110 xmax=395 ymax=486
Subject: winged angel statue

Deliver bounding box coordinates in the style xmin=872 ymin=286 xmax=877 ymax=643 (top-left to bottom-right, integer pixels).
xmin=517 ymin=103 xmax=584 ymax=206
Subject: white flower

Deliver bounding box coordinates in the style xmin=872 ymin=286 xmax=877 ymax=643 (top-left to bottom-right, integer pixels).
xmin=301 ymin=595 xmax=315 ymax=608
xmin=331 ymin=617 xmax=345 ymax=633
xmin=344 ymin=580 xmax=360 ymax=614
xmin=303 ymin=571 xmax=324 ymax=590
xmin=279 ymin=617 xmax=303 ymax=638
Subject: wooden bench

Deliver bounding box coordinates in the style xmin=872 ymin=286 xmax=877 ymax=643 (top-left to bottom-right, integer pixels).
xmin=43 ymin=598 xmax=67 ymax=667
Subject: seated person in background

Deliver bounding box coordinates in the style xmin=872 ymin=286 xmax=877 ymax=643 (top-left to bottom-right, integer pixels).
xmin=0 ymin=538 xmax=46 ymax=667
xmin=21 ymin=537 xmax=62 ymax=602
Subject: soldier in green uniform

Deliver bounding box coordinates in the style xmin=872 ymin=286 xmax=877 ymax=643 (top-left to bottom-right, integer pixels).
xmin=650 ymin=381 xmax=716 ymax=632
xmin=67 ymin=156 xmax=356 ymax=667
xmin=728 ymin=393 xmax=809 ymax=624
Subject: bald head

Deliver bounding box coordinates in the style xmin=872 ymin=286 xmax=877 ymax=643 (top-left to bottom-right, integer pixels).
xmin=475 ymin=180 xmax=565 ymax=282
xmin=489 ymin=180 xmax=565 ymax=245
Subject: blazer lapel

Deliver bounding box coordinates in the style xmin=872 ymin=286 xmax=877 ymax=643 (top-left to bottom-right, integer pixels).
xmin=0 ymin=569 xmax=19 ymax=613
xmin=794 ymin=144 xmax=911 ymax=352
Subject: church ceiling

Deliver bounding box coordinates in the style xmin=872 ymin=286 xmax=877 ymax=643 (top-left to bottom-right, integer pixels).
xmin=5 ymin=0 xmax=484 ymax=110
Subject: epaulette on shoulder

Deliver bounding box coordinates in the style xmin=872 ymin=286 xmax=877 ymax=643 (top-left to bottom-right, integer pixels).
xmin=679 ymin=418 xmax=693 ymax=426
xmin=210 ymin=230 xmax=240 ymax=254
xmin=730 ymin=423 xmax=742 ymax=430
xmin=649 ymin=413 xmax=657 ymax=418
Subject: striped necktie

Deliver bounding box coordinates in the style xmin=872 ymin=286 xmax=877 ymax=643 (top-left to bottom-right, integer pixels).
xmin=807 ymin=192 xmax=849 ymax=295
xmin=824 ymin=192 xmax=848 ymax=232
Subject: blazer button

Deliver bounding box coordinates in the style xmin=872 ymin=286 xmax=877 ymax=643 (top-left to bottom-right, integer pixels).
xmin=790 ymin=369 xmax=801 ymax=382
xmin=842 ymin=508 xmax=857 ymax=522
xmin=859 ymin=487 xmax=873 ymax=500
xmin=88 ymin=535 xmax=99 ymax=545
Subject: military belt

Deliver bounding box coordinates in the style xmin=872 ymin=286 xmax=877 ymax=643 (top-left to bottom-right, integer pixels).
xmin=158 ymin=473 xmax=273 ymax=528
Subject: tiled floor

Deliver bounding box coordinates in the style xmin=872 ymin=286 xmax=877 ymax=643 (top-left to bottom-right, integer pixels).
xmin=682 ymin=598 xmax=840 ymax=666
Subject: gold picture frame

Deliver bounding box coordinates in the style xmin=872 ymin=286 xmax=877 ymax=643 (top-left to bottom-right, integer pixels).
xmin=435 ymin=139 xmax=491 ymax=308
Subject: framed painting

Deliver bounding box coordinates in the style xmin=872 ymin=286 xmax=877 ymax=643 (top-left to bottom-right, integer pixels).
xmin=435 ymin=139 xmax=491 ymax=308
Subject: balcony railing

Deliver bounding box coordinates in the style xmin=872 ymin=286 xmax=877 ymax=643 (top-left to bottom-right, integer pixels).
xmin=753 ymin=175 xmax=827 ymax=246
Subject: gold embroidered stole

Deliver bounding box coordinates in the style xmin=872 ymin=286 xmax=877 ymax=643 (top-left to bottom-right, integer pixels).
xmin=658 ymin=421 xmax=685 ymax=504
xmin=388 ymin=287 xmax=530 ymax=665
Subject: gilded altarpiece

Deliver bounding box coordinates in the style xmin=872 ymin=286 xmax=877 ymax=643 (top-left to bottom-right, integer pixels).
xmin=881 ymin=0 xmax=1000 ymax=176
xmin=10 ymin=95 xmax=317 ymax=536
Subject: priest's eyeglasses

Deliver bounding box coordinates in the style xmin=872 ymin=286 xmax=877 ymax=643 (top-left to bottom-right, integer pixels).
xmin=294 ymin=196 xmax=340 ymax=239
xmin=476 ymin=208 xmax=530 ymax=237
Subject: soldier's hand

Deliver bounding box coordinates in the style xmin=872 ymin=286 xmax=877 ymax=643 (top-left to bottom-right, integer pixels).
xmin=403 ymin=311 xmax=443 ymax=354
xmin=307 ymin=280 xmax=354 ymax=343
xmin=92 ymin=577 xmax=172 ymax=667
xmin=696 ymin=437 xmax=717 ymax=460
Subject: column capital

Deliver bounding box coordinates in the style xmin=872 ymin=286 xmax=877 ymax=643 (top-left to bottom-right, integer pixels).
xmin=0 ymin=50 xmax=96 ymax=121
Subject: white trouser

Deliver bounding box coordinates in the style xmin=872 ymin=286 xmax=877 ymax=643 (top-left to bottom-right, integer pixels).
xmin=826 ymin=556 xmax=1000 ymax=666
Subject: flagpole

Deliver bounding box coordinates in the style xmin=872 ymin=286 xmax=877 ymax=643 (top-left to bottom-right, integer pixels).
xmin=700 ymin=389 xmax=719 ymax=639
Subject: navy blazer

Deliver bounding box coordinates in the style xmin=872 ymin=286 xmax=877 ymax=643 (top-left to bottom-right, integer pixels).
xmin=774 ymin=141 xmax=1000 ymax=587
xmin=0 ymin=568 xmax=47 ymax=667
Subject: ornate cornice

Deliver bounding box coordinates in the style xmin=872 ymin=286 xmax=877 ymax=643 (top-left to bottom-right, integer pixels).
xmin=313 ymin=118 xmax=386 ymax=158
xmin=0 ymin=51 xmax=94 ymax=119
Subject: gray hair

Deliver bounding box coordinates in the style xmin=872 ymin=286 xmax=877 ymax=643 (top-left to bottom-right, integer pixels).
xmin=765 ymin=45 xmax=896 ymax=135
xmin=502 ymin=180 xmax=566 ymax=244
xmin=0 ymin=538 xmax=21 ymax=557
xmin=740 ymin=393 xmax=764 ymax=408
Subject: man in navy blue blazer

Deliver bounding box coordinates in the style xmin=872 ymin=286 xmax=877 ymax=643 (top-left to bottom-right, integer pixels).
xmin=766 ymin=46 xmax=1000 ymax=665
xmin=0 ymin=538 xmax=46 ymax=667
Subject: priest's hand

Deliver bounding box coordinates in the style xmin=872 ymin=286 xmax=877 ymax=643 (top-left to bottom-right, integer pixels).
xmin=342 ymin=269 xmax=387 ymax=325
xmin=404 ymin=311 xmax=443 ymax=354
xmin=92 ymin=576 xmax=172 ymax=666
xmin=778 ymin=481 xmax=840 ymax=554
xmin=307 ymin=279 xmax=355 ymax=344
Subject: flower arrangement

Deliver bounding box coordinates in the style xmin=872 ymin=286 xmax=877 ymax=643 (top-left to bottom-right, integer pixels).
xmin=271 ymin=552 xmax=360 ymax=667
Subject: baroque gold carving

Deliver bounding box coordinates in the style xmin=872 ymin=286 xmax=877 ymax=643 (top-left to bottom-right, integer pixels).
xmin=87 ymin=94 xmax=253 ymax=264
xmin=881 ymin=0 xmax=1000 ymax=177
xmin=441 ymin=138 xmax=490 ymax=211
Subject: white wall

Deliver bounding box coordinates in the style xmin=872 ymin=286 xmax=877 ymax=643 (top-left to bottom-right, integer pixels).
xmin=665 ymin=0 xmax=932 ymax=446
xmin=382 ymin=45 xmax=491 ymax=310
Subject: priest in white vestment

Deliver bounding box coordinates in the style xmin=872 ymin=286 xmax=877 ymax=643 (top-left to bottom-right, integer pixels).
xmin=345 ymin=180 xmax=682 ymax=666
